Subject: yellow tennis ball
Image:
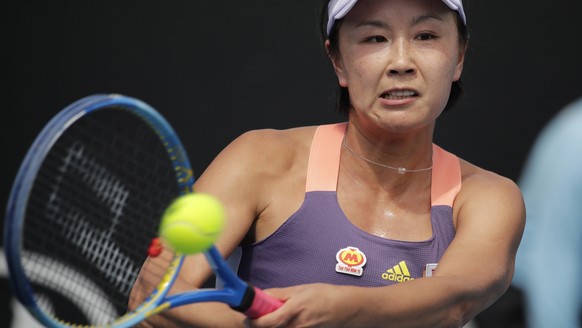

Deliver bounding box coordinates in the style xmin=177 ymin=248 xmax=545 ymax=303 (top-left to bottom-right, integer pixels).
xmin=159 ymin=193 xmax=225 ymax=254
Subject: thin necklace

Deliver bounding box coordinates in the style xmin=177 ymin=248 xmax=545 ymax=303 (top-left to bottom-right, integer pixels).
xmin=342 ymin=138 xmax=433 ymax=174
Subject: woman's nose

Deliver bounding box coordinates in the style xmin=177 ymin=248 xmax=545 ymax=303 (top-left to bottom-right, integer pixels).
xmin=387 ymin=39 xmax=416 ymax=76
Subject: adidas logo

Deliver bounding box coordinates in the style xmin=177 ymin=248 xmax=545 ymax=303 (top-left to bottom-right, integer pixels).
xmin=382 ymin=261 xmax=414 ymax=283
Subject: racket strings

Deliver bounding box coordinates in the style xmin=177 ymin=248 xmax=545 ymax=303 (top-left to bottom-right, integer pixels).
xmin=22 ymin=249 xmax=119 ymax=324
xmin=20 ymin=108 xmax=181 ymax=325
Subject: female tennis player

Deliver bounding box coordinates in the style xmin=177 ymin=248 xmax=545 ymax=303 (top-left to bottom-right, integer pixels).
xmin=130 ymin=0 xmax=525 ymax=326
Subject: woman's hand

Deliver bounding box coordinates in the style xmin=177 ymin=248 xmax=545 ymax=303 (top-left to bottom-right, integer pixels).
xmin=250 ymin=284 xmax=357 ymax=328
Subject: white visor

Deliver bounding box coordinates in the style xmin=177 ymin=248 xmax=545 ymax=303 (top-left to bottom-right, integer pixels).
xmin=326 ymin=0 xmax=467 ymax=35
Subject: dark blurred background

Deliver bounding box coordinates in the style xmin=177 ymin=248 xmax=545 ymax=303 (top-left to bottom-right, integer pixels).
xmin=2 ymin=1 xmax=582 ymax=327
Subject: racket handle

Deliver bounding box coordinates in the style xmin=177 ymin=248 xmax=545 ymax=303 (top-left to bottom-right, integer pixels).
xmin=241 ymin=286 xmax=284 ymax=319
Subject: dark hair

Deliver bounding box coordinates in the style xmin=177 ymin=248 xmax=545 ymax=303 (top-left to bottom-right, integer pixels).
xmin=319 ymin=0 xmax=470 ymax=115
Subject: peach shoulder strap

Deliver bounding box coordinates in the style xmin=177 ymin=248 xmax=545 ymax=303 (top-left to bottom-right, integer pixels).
xmin=305 ymin=123 xmax=347 ymax=192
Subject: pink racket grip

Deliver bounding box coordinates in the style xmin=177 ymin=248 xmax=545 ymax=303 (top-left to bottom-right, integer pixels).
xmin=244 ymin=287 xmax=284 ymax=319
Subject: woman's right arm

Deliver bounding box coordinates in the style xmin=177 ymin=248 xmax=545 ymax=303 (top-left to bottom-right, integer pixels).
xmin=128 ymin=130 xmax=275 ymax=327
xmin=128 ymin=251 xmax=248 ymax=327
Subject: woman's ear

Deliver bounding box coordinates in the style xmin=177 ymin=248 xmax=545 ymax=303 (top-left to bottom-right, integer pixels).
xmin=453 ymin=43 xmax=468 ymax=82
xmin=326 ymin=39 xmax=348 ymax=87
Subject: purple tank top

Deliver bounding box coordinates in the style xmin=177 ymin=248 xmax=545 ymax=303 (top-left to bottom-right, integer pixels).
xmin=237 ymin=123 xmax=461 ymax=288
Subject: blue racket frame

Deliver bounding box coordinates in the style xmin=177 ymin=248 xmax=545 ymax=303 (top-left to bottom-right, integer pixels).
xmin=4 ymin=94 xmax=271 ymax=327
xmin=4 ymin=94 xmax=193 ymax=327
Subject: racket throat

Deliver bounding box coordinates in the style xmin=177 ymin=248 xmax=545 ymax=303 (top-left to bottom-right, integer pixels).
xmin=231 ymin=284 xmax=256 ymax=313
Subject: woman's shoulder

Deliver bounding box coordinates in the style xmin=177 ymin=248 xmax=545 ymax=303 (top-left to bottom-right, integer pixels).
xmin=231 ymin=125 xmax=318 ymax=160
xmin=195 ymin=125 xmax=321 ymax=203
xmin=213 ymin=125 xmax=319 ymax=177
xmin=455 ymin=158 xmax=524 ymax=218
xmin=237 ymin=125 xmax=318 ymax=147
xmin=459 ymin=159 xmax=519 ymax=192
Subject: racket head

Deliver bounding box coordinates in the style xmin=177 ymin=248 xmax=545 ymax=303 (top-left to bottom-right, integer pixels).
xmin=3 ymin=94 xmax=193 ymax=327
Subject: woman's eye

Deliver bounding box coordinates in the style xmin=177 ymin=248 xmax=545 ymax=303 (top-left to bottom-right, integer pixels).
xmin=417 ymin=33 xmax=437 ymax=41
xmin=365 ymin=36 xmax=387 ymax=43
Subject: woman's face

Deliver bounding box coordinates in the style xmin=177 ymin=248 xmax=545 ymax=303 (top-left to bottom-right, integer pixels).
xmin=330 ymin=0 xmax=466 ymax=133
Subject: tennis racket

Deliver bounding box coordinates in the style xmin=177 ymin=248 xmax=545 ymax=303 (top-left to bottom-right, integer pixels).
xmin=3 ymin=94 xmax=283 ymax=327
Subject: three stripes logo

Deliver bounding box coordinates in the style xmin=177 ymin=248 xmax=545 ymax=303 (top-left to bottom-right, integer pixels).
xmin=382 ymin=261 xmax=414 ymax=283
